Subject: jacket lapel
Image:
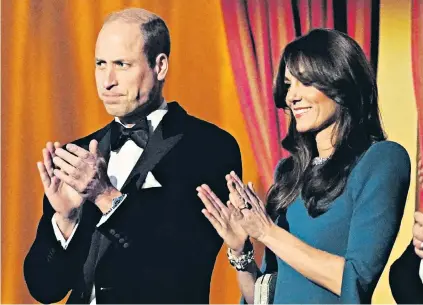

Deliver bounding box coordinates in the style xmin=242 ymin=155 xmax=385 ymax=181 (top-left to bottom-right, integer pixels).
xmin=120 ymin=102 xmax=185 ymax=191
xmin=95 ymin=102 xmax=186 ymax=265
xmin=97 ymin=124 xmax=112 ymax=162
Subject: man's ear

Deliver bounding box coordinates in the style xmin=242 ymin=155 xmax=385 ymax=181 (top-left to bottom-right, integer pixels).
xmin=154 ymin=53 xmax=169 ymax=81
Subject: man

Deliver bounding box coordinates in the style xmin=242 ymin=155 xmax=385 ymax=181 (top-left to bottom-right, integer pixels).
xmin=24 ymin=8 xmax=242 ymax=304
xmin=389 ymin=161 xmax=423 ymax=304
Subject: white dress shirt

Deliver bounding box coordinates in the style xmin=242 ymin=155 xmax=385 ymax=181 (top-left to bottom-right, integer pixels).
xmin=52 ymin=101 xmax=168 ymax=304
xmin=420 ymin=259 xmax=423 ymax=283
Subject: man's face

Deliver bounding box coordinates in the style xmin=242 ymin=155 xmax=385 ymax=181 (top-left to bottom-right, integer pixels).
xmin=95 ymin=21 xmax=157 ymax=118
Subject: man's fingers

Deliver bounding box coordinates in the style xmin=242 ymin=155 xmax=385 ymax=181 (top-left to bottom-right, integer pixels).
xmin=46 ymin=142 xmax=54 ymax=155
xmin=37 ymin=162 xmax=51 ymax=189
xmin=50 ymin=175 xmax=61 ymax=192
xmin=52 ymin=156 xmax=80 ymax=179
xmin=53 ymin=169 xmax=81 ymax=192
xmin=55 ymin=148 xmax=81 ymax=167
xmin=89 ymin=139 xmax=99 ymax=158
xmin=42 ymin=148 xmax=55 ymax=177
xmin=66 ymin=143 xmax=92 ymax=160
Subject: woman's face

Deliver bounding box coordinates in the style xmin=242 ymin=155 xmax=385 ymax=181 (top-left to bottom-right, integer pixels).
xmin=284 ymin=67 xmax=338 ymax=133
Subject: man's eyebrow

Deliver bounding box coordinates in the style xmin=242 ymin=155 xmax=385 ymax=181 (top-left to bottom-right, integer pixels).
xmin=95 ymin=58 xmax=132 ymax=63
xmin=112 ymin=59 xmax=129 ymax=63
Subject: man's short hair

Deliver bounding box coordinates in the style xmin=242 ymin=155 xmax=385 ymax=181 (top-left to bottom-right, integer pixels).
xmin=104 ymin=8 xmax=171 ymax=68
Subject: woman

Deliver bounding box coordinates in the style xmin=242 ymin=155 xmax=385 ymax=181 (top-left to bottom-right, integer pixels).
xmin=197 ymin=28 xmax=410 ymax=304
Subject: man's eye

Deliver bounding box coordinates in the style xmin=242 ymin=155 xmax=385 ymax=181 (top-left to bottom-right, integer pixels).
xmin=96 ymin=61 xmax=106 ymax=68
xmin=116 ymin=62 xmax=130 ymax=68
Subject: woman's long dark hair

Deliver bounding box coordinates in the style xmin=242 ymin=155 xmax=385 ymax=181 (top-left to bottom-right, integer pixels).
xmin=267 ymin=29 xmax=386 ymax=218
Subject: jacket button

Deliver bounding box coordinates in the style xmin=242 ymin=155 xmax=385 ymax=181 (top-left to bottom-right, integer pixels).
xmin=123 ymin=242 xmax=129 ymax=248
xmin=109 ymin=229 xmax=115 ymax=235
xmin=119 ymin=238 xmax=125 ymax=243
xmin=115 ymin=233 xmax=120 ymax=238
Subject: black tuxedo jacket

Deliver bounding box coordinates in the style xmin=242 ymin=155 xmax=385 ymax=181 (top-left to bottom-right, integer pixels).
xmin=389 ymin=240 xmax=423 ymax=304
xmin=24 ymin=102 xmax=242 ymax=304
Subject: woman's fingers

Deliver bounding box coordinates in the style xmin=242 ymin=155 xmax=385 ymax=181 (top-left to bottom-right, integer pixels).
xmin=201 ymin=184 xmax=229 ymax=217
xmin=197 ymin=188 xmax=226 ymax=227
xmin=247 ymin=182 xmax=266 ymax=211
xmin=201 ymin=209 xmax=223 ymax=231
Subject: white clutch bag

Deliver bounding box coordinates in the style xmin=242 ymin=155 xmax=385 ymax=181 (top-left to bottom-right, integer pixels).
xmin=254 ymin=272 xmax=277 ymax=304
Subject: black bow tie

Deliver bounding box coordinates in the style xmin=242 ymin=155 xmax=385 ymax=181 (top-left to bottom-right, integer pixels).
xmin=110 ymin=118 xmax=150 ymax=151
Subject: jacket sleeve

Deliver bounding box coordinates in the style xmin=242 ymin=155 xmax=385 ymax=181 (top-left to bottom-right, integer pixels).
xmin=23 ymin=195 xmax=96 ymax=304
xmin=389 ymin=241 xmax=423 ymax=304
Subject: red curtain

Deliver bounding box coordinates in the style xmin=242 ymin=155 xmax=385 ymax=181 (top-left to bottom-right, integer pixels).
xmin=347 ymin=0 xmax=372 ymax=60
xmin=298 ymin=0 xmax=334 ymax=32
xmin=221 ymin=0 xmax=292 ymax=191
xmin=412 ymin=0 xmax=423 ymax=211
xmin=221 ymin=0 xmax=377 ymax=191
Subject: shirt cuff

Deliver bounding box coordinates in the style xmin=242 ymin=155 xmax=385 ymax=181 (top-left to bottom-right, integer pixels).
xmin=51 ymin=215 xmax=79 ymax=250
xmin=96 ymin=194 xmax=128 ymax=227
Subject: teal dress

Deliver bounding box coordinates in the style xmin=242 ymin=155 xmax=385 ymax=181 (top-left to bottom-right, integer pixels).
xmin=258 ymin=141 xmax=411 ymax=304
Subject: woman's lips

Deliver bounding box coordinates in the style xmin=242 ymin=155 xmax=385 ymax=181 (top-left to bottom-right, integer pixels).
xmin=293 ymin=107 xmax=312 ymax=118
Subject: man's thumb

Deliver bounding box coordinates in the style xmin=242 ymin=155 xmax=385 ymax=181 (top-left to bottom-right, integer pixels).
xmin=89 ymin=139 xmax=99 ymax=157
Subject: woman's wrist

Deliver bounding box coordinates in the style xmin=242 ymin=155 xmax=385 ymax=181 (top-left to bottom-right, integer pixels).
xmin=230 ymin=239 xmax=253 ymax=256
xmin=257 ymin=223 xmax=278 ymax=244
xmin=227 ymin=239 xmax=255 ymax=271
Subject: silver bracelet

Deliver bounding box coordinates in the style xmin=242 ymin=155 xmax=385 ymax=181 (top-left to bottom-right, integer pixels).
xmin=227 ymin=247 xmax=255 ymax=271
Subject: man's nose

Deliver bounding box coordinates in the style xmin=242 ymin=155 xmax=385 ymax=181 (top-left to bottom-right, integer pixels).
xmin=103 ymin=68 xmax=118 ymax=89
